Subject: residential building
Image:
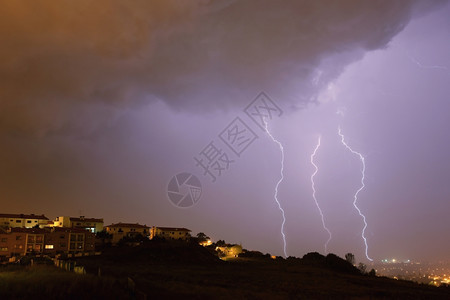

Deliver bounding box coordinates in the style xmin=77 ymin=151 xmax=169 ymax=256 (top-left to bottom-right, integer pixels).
xmin=52 ymin=216 xmax=103 ymax=233
xmin=105 ymin=223 xmax=150 ymax=244
xmin=45 ymin=227 xmax=95 ymax=255
xmin=0 ymin=227 xmax=95 ymax=259
xmin=0 ymin=228 xmax=46 ymax=257
xmin=0 ymin=213 xmax=49 ymax=229
xmin=149 ymin=227 xmax=191 ymax=240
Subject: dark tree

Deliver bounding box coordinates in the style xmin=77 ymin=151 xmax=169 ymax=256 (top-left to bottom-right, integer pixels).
xmin=117 ymin=233 xmax=146 ymax=246
xmin=196 ymin=232 xmax=209 ymax=242
xmin=96 ymin=230 xmax=112 ymax=240
xmin=215 ymin=240 xmax=227 ymax=247
xmin=358 ymin=262 xmax=367 ymax=274
xmin=345 ymin=253 xmax=355 ymax=265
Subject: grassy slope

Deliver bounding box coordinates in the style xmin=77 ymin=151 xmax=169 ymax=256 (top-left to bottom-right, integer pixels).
xmin=0 ymin=265 xmax=131 ymax=300
xmin=74 ymin=240 xmax=450 ymax=299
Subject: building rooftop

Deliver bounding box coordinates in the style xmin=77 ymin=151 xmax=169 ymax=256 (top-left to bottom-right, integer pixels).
xmin=51 ymin=227 xmax=93 ymax=233
xmin=154 ymin=227 xmax=191 ymax=232
xmin=69 ymin=217 xmax=103 ymax=223
xmin=0 ymin=213 xmax=49 ymax=220
xmin=106 ymin=222 xmax=149 ymax=228
xmin=8 ymin=227 xmax=48 ymax=234
xmin=2 ymin=227 xmax=94 ymax=234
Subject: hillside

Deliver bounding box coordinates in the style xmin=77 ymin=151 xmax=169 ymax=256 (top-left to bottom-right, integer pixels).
xmin=74 ymin=240 xmax=450 ymax=299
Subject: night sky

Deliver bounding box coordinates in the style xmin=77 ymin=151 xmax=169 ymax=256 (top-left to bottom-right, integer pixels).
xmin=1 ymin=0 xmax=449 ymax=262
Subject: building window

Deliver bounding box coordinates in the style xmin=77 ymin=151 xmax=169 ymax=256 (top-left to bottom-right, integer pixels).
xmin=45 ymin=245 xmax=54 ymax=249
xmin=77 ymin=235 xmax=84 ymax=241
xmin=35 ymin=244 xmax=41 ymax=251
xmin=60 ymin=243 xmax=66 ymax=248
xmin=34 ymin=220 xmax=37 ymax=223
xmin=27 ymin=236 xmax=35 ymax=243
xmin=70 ymin=243 xmax=75 ymax=250
xmin=70 ymin=234 xmax=76 ymax=241
xmin=36 ymin=236 xmax=43 ymax=243
xmin=1 ymin=238 xmax=6 ymax=242
xmin=77 ymin=243 xmax=83 ymax=249
xmin=16 ymin=236 xmax=21 ymax=240
xmin=60 ymin=234 xmax=65 ymax=239
xmin=15 ymin=220 xmax=21 ymax=223
xmin=27 ymin=220 xmax=31 ymax=223
xmin=0 ymin=247 xmax=7 ymax=251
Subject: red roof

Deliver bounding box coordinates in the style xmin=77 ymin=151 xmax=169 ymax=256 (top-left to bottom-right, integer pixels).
xmin=154 ymin=227 xmax=191 ymax=232
xmin=0 ymin=213 xmax=48 ymax=220
xmin=106 ymin=223 xmax=149 ymax=229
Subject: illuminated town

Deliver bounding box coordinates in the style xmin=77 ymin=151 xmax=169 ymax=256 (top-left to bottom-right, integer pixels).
xmin=374 ymin=259 xmax=450 ymax=287
xmin=0 ymin=212 xmax=241 ymax=261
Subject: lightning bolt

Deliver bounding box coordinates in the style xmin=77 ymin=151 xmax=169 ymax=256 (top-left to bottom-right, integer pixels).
xmin=310 ymin=136 xmax=332 ymax=254
xmin=264 ymin=120 xmax=287 ymax=258
xmin=338 ymin=127 xmax=373 ymax=261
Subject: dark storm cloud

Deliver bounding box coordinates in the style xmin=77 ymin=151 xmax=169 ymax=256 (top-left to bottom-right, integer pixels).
xmin=0 ymin=0 xmax=446 ymax=136
xmin=2 ymin=0 xmax=450 ymax=261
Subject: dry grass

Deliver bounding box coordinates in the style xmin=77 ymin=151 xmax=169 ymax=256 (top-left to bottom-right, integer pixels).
xmin=0 ymin=265 xmax=131 ymax=299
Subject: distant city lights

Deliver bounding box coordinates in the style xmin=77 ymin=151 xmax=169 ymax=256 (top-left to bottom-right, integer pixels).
xmin=381 ymin=258 xmax=411 ymax=264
